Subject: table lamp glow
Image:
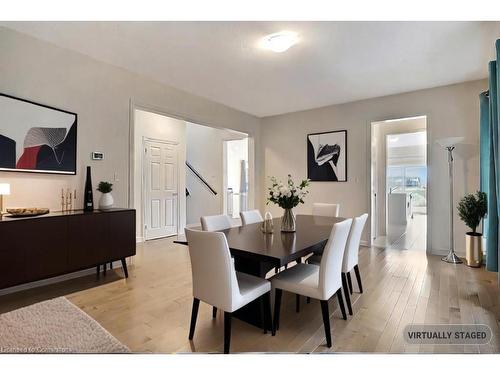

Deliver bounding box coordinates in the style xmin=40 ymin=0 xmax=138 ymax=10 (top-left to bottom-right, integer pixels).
xmin=0 ymin=183 xmax=11 ymax=218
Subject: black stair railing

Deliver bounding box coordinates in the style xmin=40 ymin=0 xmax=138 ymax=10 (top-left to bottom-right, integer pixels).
xmin=186 ymin=161 xmax=218 ymax=195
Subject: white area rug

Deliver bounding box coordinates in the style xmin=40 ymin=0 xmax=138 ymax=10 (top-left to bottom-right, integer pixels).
xmin=0 ymin=297 xmax=129 ymax=353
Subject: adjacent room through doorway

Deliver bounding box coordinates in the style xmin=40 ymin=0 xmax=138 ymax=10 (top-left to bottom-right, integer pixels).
xmin=132 ymin=108 xmax=251 ymax=241
xmin=223 ymin=138 xmax=249 ymax=219
xmin=185 ymin=123 xmax=248 ymax=226
xmin=371 ymin=116 xmax=428 ymax=251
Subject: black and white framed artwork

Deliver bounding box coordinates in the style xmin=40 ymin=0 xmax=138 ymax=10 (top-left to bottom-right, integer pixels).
xmin=307 ymin=130 xmax=347 ymax=182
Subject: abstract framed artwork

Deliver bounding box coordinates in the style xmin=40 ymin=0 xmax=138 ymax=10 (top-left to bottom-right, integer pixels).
xmin=0 ymin=93 xmax=77 ymax=175
xmin=307 ymin=130 xmax=347 ymax=182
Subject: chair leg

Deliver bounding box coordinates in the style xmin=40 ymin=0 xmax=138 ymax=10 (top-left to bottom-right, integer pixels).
xmin=212 ymin=306 xmax=217 ymax=319
xmin=320 ymin=300 xmax=332 ymax=348
xmin=307 ymin=297 xmax=311 ymax=304
xmin=273 ymin=288 xmax=282 ymax=335
xmin=96 ymin=265 xmax=100 ymax=275
xmin=341 ymin=273 xmax=353 ymax=316
xmin=263 ymin=291 xmax=272 ymax=335
xmin=103 ymin=263 xmax=107 ymax=275
xmin=188 ymin=298 xmax=200 ymax=340
xmin=336 ymin=288 xmax=347 ymax=320
xmin=296 ymin=294 xmax=300 ymax=313
xmin=347 ymin=271 xmax=353 ymax=295
xmin=275 ymin=267 xmax=279 ymax=274
xmin=224 ymin=312 xmax=232 ymax=354
xmin=354 ymin=264 xmax=363 ymax=293
xmin=259 ymin=295 xmax=266 ymax=333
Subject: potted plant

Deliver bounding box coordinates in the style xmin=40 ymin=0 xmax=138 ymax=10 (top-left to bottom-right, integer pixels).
xmin=457 ymin=191 xmax=487 ymax=267
xmin=267 ymin=175 xmax=310 ymax=232
xmin=97 ymin=181 xmax=114 ymax=210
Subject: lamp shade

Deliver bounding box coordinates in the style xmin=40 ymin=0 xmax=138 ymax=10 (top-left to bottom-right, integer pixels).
xmin=436 ymin=137 xmax=465 ymax=148
xmin=0 ymin=183 xmax=11 ymax=195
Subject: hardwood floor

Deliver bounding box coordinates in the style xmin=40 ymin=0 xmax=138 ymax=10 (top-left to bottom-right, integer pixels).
xmin=0 ymin=237 xmax=499 ymax=353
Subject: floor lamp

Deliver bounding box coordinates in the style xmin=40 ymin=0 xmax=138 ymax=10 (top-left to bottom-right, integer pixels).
xmin=436 ymin=137 xmax=464 ymax=264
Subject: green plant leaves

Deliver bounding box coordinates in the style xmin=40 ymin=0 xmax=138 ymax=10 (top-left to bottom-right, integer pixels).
xmin=457 ymin=191 xmax=487 ymax=233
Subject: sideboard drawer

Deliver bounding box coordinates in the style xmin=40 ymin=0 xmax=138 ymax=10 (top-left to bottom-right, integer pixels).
xmin=0 ymin=222 xmax=27 ymax=289
xmin=23 ymin=217 xmax=68 ymax=282
xmin=67 ymin=214 xmax=110 ymax=270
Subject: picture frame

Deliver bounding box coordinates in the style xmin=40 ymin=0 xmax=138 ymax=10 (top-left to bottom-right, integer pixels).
xmin=0 ymin=93 xmax=77 ymax=175
xmin=307 ymin=130 xmax=347 ymax=182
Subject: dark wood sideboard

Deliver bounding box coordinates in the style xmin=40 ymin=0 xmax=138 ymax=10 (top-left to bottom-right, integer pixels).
xmin=0 ymin=208 xmax=136 ymax=290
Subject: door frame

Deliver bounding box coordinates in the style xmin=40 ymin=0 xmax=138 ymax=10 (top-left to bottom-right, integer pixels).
xmin=367 ymin=115 xmax=431 ymax=254
xmin=142 ymin=137 xmax=180 ymax=241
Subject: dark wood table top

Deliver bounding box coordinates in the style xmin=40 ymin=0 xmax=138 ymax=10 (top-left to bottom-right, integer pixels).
xmin=175 ymin=214 xmax=344 ymax=266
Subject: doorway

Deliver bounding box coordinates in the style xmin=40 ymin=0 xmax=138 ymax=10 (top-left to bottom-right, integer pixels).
xmin=185 ymin=122 xmax=249 ymax=225
xmin=223 ymin=138 xmax=249 ymax=219
xmin=132 ymin=106 xmax=254 ymax=240
xmin=371 ymin=116 xmax=427 ymax=250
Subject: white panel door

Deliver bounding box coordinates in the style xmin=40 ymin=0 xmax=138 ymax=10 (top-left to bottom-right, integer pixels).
xmin=144 ymin=140 xmax=178 ymax=240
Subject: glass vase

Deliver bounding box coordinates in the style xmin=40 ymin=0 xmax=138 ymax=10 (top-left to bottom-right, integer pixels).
xmin=281 ymin=208 xmax=296 ymax=232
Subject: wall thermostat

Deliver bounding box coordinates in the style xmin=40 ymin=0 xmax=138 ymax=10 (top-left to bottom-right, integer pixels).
xmin=91 ymin=151 xmax=104 ymax=160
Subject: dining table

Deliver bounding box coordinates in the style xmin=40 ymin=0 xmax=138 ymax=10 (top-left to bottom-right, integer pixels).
xmin=174 ymin=214 xmax=345 ymax=330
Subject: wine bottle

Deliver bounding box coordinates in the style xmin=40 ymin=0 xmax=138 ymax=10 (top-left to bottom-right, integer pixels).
xmin=83 ymin=166 xmax=94 ymax=212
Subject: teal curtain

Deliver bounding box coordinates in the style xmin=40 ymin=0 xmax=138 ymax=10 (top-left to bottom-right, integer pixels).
xmin=481 ymin=40 xmax=500 ymax=277
xmin=497 ymin=39 xmax=500 ymax=278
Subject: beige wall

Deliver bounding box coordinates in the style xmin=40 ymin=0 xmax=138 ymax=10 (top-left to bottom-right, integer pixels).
xmin=0 ymin=27 xmax=261 ymax=235
xmin=261 ymin=79 xmax=486 ymax=256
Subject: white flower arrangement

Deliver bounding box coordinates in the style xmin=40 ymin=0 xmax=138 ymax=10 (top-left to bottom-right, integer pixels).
xmin=267 ymin=174 xmax=310 ymax=209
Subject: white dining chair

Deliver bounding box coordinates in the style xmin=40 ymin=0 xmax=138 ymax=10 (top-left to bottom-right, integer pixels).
xmin=200 ymin=214 xmax=232 ymax=232
xmin=312 ymin=203 xmax=340 ymax=217
xmin=340 ymin=213 xmax=368 ymax=315
xmin=200 ymin=214 xmax=235 ymax=318
xmin=309 ymin=213 xmax=368 ymax=316
xmin=185 ymin=228 xmax=272 ymax=354
xmin=240 ymin=209 xmax=263 ymax=226
xmin=299 ymin=202 xmax=341 ymax=307
xmin=271 ymin=218 xmax=352 ymax=348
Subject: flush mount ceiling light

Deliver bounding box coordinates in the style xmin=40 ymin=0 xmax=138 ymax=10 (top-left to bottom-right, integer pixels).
xmin=260 ymin=31 xmax=299 ymax=53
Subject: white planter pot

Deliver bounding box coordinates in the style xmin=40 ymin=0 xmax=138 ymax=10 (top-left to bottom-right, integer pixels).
xmin=99 ymin=192 xmax=114 ymax=210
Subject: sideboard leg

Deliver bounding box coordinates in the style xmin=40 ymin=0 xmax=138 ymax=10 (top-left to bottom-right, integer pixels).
xmin=96 ymin=265 xmax=100 ymax=276
xmin=121 ymin=258 xmax=129 ymax=278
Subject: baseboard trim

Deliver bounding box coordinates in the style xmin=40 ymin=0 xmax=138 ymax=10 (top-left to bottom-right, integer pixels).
xmin=0 ymin=260 xmax=128 ymax=297
xmin=136 ymin=236 xmax=144 ymax=243
xmin=360 ymin=240 xmax=370 ymax=247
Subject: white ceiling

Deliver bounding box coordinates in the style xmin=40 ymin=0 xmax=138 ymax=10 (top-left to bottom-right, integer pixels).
xmin=3 ymin=22 xmax=500 ymax=117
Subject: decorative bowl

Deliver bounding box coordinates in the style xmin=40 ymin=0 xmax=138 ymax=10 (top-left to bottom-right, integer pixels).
xmin=6 ymin=208 xmax=50 ymax=217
